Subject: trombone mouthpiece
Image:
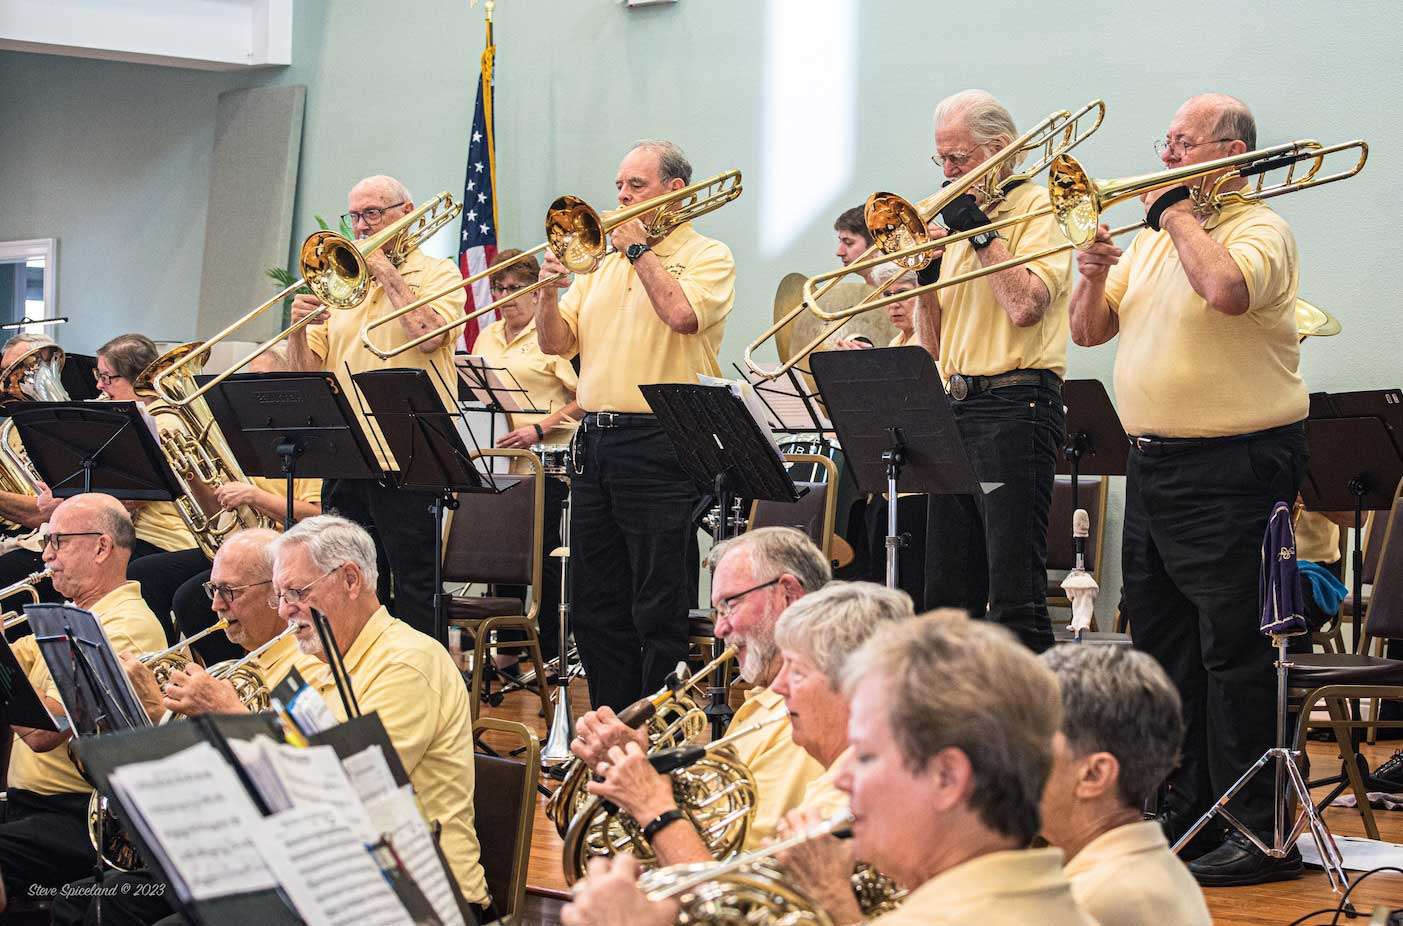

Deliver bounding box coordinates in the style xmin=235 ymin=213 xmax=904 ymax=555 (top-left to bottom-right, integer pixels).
xmin=1072 ymin=508 xmax=1090 ymax=539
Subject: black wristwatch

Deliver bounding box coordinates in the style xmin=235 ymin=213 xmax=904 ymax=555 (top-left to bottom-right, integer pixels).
xmin=969 ymin=229 xmax=1000 ymax=251
xmin=626 ymin=242 xmax=651 ymax=263
xmin=642 ymin=808 xmax=686 ymax=842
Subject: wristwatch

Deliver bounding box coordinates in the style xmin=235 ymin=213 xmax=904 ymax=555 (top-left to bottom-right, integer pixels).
xmin=626 ymin=242 xmax=651 ymax=263
xmin=969 ymin=229 xmax=1000 ymax=251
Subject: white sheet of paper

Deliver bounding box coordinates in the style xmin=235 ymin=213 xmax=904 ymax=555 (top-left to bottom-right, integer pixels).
xmin=250 ymin=804 xmax=414 ymax=926
xmin=365 ymin=785 xmax=466 ymax=926
xmin=285 ymin=682 xmax=338 ymax=734
xmin=1299 ymin=833 xmax=1403 ymax=871
xmin=343 ymin=744 xmax=400 ymax=802
xmin=229 ymin=737 xmax=377 ymax=840
xmin=108 ymin=741 xmax=277 ymax=901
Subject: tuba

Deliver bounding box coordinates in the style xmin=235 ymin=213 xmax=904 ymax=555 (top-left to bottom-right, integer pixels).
xmin=546 ymin=647 xmax=737 ymax=836
xmin=133 ymin=346 xmax=277 ymax=559
xmin=0 ymin=342 xmax=70 ymax=498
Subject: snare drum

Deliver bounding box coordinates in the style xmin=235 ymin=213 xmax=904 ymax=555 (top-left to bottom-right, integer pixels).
xmin=530 ymin=443 xmax=572 ymax=477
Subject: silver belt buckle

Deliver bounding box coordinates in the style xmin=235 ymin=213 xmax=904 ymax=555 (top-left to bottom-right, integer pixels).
xmin=596 ymin=412 xmax=618 ymax=428
xmin=1134 ymin=436 xmax=1153 ymax=453
xmin=949 ymin=374 xmax=970 ymax=401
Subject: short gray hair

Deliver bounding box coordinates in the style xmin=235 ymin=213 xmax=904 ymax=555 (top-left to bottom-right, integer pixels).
xmin=774 ymin=581 xmax=913 ymax=684
xmin=96 ymin=333 xmax=159 ymax=383
xmin=1040 ymin=645 xmax=1184 ymax=808
xmin=2 ymin=333 xmax=57 ymax=356
xmin=932 ymin=89 xmax=1018 ymax=149
xmin=274 ymin=514 xmax=378 ymax=590
xmin=629 ymin=139 xmax=693 ymax=185
xmin=354 ymin=174 xmax=412 ymax=206
xmin=219 ymin=527 xmax=280 ymax=577
xmin=872 ymin=264 xmax=917 ymax=289
xmin=95 ymin=499 xmax=135 ymax=551
xmin=844 ymin=616 xmax=1060 ymax=843
xmin=708 ymin=526 xmax=831 ymax=593
xmin=1201 ymin=93 xmax=1257 ymax=151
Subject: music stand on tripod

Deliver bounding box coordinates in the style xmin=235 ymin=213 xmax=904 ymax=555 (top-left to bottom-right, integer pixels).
xmin=353 ymin=369 xmax=495 ymax=649
xmin=810 ymin=347 xmax=990 ymax=589
xmin=455 ymin=353 xmax=545 ymax=448
xmin=1056 ymin=379 xmax=1128 ymax=514
xmin=6 ymin=400 xmax=183 ymax=500
xmin=643 ymin=381 xmax=800 ymax=739
xmin=198 ymin=371 xmax=384 ymax=530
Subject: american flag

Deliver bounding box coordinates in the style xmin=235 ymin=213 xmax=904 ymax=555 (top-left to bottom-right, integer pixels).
xmin=457 ymin=28 xmax=498 ymax=350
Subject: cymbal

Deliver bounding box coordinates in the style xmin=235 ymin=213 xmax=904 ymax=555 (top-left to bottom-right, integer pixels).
xmin=770 ymin=273 xmax=898 ymax=364
xmin=1295 ymin=297 xmax=1341 ymax=340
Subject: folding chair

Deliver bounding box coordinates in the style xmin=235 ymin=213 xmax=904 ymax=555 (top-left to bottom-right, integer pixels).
xmin=473 ymin=717 xmax=540 ymax=922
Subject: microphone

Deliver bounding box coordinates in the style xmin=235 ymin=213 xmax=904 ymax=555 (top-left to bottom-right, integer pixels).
xmin=1072 ymin=508 xmax=1089 ymax=572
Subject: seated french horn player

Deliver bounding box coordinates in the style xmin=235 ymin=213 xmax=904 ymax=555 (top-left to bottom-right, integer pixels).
xmin=1038 ymin=644 xmax=1211 ymax=926
xmin=590 ymin=580 xmax=914 ymax=869
xmin=564 ymin=616 xmax=1096 ymax=926
xmin=571 ymin=527 xmax=833 ymax=859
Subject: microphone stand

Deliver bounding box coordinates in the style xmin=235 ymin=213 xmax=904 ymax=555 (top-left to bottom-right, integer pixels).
xmin=542 ymin=488 xmax=575 ymax=768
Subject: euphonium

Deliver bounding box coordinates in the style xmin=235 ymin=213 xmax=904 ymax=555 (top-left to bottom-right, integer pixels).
xmin=0 ymin=342 xmax=70 ymax=498
xmin=0 ymin=568 xmax=51 ymax=631
xmin=546 ymin=646 xmax=737 ymax=837
xmin=133 ymin=347 xmax=276 ymax=559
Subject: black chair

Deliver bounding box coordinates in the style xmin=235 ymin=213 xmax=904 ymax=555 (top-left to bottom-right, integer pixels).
xmin=1289 ymin=495 xmax=1403 ymax=840
xmin=444 ymin=449 xmax=548 ymax=721
xmin=472 ymin=717 xmax=540 ymax=923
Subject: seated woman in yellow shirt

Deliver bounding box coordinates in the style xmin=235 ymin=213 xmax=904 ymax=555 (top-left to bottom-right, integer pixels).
xmin=472 ymin=248 xmax=580 ymax=670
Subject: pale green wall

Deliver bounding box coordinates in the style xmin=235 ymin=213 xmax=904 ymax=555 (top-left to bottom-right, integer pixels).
xmin=2 ymin=0 xmax=1400 ymax=617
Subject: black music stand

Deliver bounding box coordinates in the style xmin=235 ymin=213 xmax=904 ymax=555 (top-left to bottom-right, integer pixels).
xmin=4 ymin=400 xmax=181 ymax=500
xmin=1057 ymin=379 xmax=1129 ymax=514
xmin=454 ymin=353 xmax=545 ymax=448
xmin=1299 ymin=406 xmax=1403 ymax=655
xmin=643 ymin=382 xmax=799 ymax=739
xmin=199 ymin=372 xmax=383 ymax=529
xmin=0 ymin=632 xmax=61 ymax=730
xmin=810 ymin=347 xmax=988 ymax=589
xmin=353 ymin=369 xmax=495 ymax=649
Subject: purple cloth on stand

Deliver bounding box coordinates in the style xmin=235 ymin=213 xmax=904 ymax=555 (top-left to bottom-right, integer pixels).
xmin=1260 ymin=500 xmax=1308 ymax=637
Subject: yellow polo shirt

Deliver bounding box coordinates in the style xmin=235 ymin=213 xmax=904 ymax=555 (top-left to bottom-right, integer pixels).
xmin=306 ymin=248 xmax=468 ymax=470
xmin=248 ymin=475 xmax=322 ymax=514
xmin=797 ymin=746 xmax=850 ymax=818
xmin=338 ymin=606 xmax=488 ymax=905
xmin=556 ymin=222 xmax=735 ymax=413
xmin=729 ymin=685 xmax=825 ymax=849
xmin=8 ymin=581 xmax=166 ymax=795
xmin=872 ymin=848 xmax=1094 ymax=926
xmin=1294 ymin=507 xmax=1341 ymax=565
xmin=473 ymin=317 xmax=579 ymax=442
xmin=1106 ymin=199 xmax=1306 ymax=437
xmin=936 ymin=182 xmax=1071 ymax=379
xmin=1063 ymin=821 xmax=1211 ymax=926
xmin=888 ymin=331 xmax=914 ymax=348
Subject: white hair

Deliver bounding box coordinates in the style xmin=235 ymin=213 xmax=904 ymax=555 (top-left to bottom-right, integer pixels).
xmin=773 ymin=581 xmax=913 ymax=684
xmin=932 ymin=89 xmax=1018 ymax=147
xmin=273 ymin=514 xmax=378 ymax=589
xmin=872 ymin=264 xmax=917 ymax=288
xmin=354 ymin=174 xmax=412 ymax=206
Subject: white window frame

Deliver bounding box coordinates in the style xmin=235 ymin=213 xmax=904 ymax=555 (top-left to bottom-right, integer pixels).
xmin=0 ymin=238 xmax=59 ymax=324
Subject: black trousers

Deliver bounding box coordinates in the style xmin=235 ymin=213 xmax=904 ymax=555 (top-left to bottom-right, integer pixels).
xmin=571 ymin=420 xmax=699 ymax=711
xmin=128 ymin=547 xmax=210 ymax=646
xmin=0 ymin=789 xmax=94 ymax=898
xmin=922 ymin=377 xmax=1064 ymax=652
xmin=495 ymin=475 xmax=570 ymax=665
xmin=1124 ymin=422 xmax=1307 ymax=837
xmin=322 ymin=478 xmax=441 ymax=638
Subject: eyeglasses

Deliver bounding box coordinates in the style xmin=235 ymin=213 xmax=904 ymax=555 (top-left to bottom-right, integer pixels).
xmin=44 ymin=531 xmax=103 ymax=551
xmin=930 ymin=149 xmax=981 ymax=169
xmin=272 ymin=566 xmax=340 ymax=607
xmin=489 ymin=281 xmax=534 ymax=297
xmin=715 ymin=576 xmax=783 ymax=618
xmin=203 ymin=578 xmax=272 ymax=605
xmin=341 ymin=202 xmax=405 ymax=226
xmin=93 ymin=371 xmax=123 ymax=386
xmin=1154 ymin=137 xmax=1235 ymax=158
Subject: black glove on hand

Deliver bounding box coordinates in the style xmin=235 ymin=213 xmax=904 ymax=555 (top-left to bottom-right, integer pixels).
xmin=938 ymin=194 xmax=991 ymax=234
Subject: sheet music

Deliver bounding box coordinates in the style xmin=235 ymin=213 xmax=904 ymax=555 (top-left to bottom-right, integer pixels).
xmin=698 ymin=375 xmax=783 ymax=451
xmin=229 ymin=737 xmax=377 ymax=840
xmin=250 ymin=804 xmax=415 ymax=926
xmin=285 ymin=681 xmax=338 ymax=735
xmin=343 ymin=744 xmax=400 ymax=802
xmin=108 ymin=741 xmax=277 ymax=901
xmin=365 ymin=785 xmax=467 ymax=926
xmin=453 ymin=354 xmax=533 ymax=412
xmin=734 ymin=366 xmax=832 ymax=432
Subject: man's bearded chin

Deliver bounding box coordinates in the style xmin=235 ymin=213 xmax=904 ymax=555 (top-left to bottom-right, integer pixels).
xmin=295 ymin=627 xmax=325 ymax=657
xmin=739 ymin=634 xmax=778 ymax=685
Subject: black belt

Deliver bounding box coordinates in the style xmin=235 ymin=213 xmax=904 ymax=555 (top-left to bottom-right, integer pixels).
xmin=947 ymin=369 xmax=1061 ymax=401
xmin=1129 ymin=421 xmax=1302 ymax=455
xmin=583 ymin=411 xmax=659 ymax=429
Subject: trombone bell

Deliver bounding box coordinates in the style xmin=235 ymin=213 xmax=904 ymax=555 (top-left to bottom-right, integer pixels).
xmin=546 ymin=196 xmax=610 ymax=274
xmin=865 ymin=193 xmax=935 ymax=270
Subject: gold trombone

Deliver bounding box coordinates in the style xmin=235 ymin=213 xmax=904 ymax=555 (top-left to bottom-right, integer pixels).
xmin=150 ymin=193 xmax=463 ymax=408
xmin=743 ymin=100 xmax=1106 ymax=381
xmin=359 ymin=170 xmax=744 ymax=359
xmin=798 ymin=137 xmax=1368 ymax=334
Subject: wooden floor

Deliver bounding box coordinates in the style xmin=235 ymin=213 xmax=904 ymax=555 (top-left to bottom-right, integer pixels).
xmin=477 ymin=680 xmax=1403 ymax=926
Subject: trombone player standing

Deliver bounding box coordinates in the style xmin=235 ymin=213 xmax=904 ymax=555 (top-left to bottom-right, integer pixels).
xmin=535 ymin=140 xmax=736 ymax=711
xmin=1068 ymin=93 xmax=1307 ymax=887
xmin=287 ymin=175 xmax=467 ymax=638
xmin=915 ymin=90 xmax=1071 ymax=652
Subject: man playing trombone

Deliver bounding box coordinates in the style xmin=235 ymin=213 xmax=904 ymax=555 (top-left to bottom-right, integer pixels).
xmin=1068 ymin=93 xmax=1308 ymax=886
xmin=916 ymin=90 xmax=1070 ymax=652
xmin=535 ymin=140 xmax=737 ymax=711
xmin=287 ymin=175 xmax=467 ymax=638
